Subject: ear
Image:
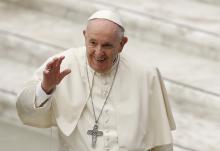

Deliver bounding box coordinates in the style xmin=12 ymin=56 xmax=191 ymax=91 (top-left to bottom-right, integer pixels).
xmin=119 ymin=36 xmax=128 ymax=52
xmin=83 ymin=30 xmax=86 ymax=37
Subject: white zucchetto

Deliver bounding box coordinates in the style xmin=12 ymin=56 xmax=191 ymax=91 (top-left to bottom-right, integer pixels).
xmin=88 ymin=10 xmax=124 ymax=31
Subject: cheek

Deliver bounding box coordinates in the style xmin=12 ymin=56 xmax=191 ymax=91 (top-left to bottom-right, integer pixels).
xmin=86 ymin=47 xmax=94 ymax=56
xmin=108 ymin=50 xmax=118 ymax=59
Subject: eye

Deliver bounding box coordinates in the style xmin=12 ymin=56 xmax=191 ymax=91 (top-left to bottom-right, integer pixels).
xmin=103 ymin=43 xmax=113 ymax=49
xmin=89 ymin=41 xmax=97 ymax=47
xmin=91 ymin=41 xmax=95 ymax=45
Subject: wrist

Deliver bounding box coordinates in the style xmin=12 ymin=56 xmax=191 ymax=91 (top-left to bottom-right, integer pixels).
xmin=41 ymin=82 xmax=55 ymax=94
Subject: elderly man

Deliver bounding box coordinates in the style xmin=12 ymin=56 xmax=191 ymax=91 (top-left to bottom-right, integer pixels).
xmin=16 ymin=10 xmax=176 ymax=151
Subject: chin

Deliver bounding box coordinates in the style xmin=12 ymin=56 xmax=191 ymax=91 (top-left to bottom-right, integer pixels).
xmin=89 ymin=60 xmax=111 ymax=73
xmin=92 ymin=65 xmax=109 ymax=73
xmin=91 ymin=63 xmax=107 ymax=72
xmin=94 ymin=68 xmax=107 ymax=73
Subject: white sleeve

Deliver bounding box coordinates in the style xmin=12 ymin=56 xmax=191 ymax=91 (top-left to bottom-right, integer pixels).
xmin=35 ymin=82 xmax=52 ymax=107
xmin=149 ymin=144 xmax=173 ymax=151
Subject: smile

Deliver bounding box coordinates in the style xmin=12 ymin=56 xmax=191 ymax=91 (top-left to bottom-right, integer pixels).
xmin=95 ymin=58 xmax=106 ymax=62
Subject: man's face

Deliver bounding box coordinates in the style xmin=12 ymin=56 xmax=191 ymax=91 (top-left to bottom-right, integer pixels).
xmin=83 ymin=19 xmax=127 ymax=73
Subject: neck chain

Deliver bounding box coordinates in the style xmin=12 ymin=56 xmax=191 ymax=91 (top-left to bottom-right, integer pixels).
xmin=85 ymin=56 xmax=120 ymax=148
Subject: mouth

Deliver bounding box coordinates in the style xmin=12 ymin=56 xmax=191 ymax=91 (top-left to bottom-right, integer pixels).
xmin=95 ymin=57 xmax=106 ymax=63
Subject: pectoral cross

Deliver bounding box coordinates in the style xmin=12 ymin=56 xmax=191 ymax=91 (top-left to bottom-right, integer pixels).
xmin=87 ymin=124 xmax=103 ymax=148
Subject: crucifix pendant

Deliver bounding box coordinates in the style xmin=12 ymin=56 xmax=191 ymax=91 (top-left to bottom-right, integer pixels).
xmin=87 ymin=124 xmax=103 ymax=148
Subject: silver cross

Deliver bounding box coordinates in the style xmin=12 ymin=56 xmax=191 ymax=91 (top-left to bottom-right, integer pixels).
xmin=87 ymin=124 xmax=103 ymax=148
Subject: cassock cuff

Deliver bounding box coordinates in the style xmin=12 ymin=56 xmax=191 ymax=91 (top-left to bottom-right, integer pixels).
xmin=35 ymin=82 xmax=52 ymax=108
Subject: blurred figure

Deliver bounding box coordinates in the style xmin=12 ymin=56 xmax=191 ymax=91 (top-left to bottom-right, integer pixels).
xmin=16 ymin=10 xmax=175 ymax=151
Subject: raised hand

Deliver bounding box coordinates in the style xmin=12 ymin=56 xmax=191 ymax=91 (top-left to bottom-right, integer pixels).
xmin=41 ymin=56 xmax=71 ymax=94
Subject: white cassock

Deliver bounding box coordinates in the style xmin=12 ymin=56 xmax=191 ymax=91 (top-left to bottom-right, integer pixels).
xmin=16 ymin=47 xmax=176 ymax=151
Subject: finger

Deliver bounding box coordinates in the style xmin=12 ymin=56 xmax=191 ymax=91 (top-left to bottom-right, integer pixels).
xmin=43 ymin=68 xmax=50 ymax=76
xmin=57 ymin=69 xmax=71 ymax=84
xmin=51 ymin=57 xmax=59 ymax=69
xmin=55 ymin=56 xmax=65 ymax=70
xmin=58 ymin=56 xmax=65 ymax=66
xmin=51 ymin=56 xmax=64 ymax=73
xmin=46 ymin=60 xmax=54 ymax=71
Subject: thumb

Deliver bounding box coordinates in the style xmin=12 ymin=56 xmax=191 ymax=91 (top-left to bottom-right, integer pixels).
xmin=57 ymin=69 xmax=71 ymax=84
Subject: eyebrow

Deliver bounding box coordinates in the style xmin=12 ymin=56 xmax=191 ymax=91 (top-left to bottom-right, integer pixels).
xmin=102 ymin=43 xmax=113 ymax=47
xmin=89 ymin=38 xmax=96 ymax=42
xmin=88 ymin=38 xmax=113 ymax=46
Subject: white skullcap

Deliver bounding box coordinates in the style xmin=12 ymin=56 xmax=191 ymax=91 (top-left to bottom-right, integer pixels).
xmin=88 ymin=10 xmax=124 ymax=31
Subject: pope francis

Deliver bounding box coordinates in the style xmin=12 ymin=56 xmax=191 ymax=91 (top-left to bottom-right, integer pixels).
xmin=16 ymin=10 xmax=176 ymax=151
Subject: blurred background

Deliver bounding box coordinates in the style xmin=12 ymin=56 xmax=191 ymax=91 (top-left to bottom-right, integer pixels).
xmin=0 ymin=0 xmax=220 ymax=150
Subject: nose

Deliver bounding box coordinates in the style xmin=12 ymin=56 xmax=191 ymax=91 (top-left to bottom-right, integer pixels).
xmin=94 ymin=45 xmax=104 ymax=56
